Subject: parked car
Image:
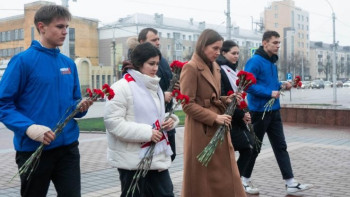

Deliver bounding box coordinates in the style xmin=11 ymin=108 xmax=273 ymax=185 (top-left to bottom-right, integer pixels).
xmin=301 ymin=81 xmax=311 ymax=89
xmin=343 ymin=81 xmax=350 ymax=87
xmin=324 ymin=81 xmax=332 ymax=88
xmin=331 ymin=81 xmax=343 ymax=88
xmin=311 ymin=80 xmax=325 ymax=89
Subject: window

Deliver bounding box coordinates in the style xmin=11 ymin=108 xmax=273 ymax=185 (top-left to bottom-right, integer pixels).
xmin=3 ymin=49 xmax=7 ymax=57
xmin=69 ymin=28 xmax=75 ymax=41
xmin=306 ymin=17 xmax=309 ymax=22
xmin=69 ymin=43 xmax=75 ymax=59
xmin=302 ymin=15 xmax=304 ymax=21
xmin=189 ymin=35 xmax=192 ymax=41
xmin=20 ymin=47 xmax=24 ymax=52
xmin=274 ymin=23 xmax=278 ymax=28
xmin=182 ymin=35 xmax=186 ymax=40
xmin=189 ymin=46 xmax=192 ymax=52
xmin=159 ymin=32 xmax=162 ymax=37
xmin=298 ymin=24 xmax=300 ymax=29
xmin=275 ymin=14 xmax=278 ymax=18
xmin=91 ymin=76 xmax=95 ymax=89
xmin=102 ymin=75 xmax=106 ymax=85
xmin=2 ymin=32 xmax=5 ymax=42
xmin=7 ymin=31 xmax=11 ymax=41
xmin=8 ymin=48 xmax=14 ymax=56
xmin=15 ymin=29 xmax=19 ymax=40
xmin=173 ymin=32 xmax=180 ymax=39
xmin=167 ymin=45 xmax=170 ymax=50
xmin=274 ymin=5 xmax=278 ymax=10
xmin=20 ymin=29 xmax=24 ymax=40
xmin=0 ymin=49 xmax=2 ymax=57
xmin=298 ymin=14 xmax=300 ymax=20
xmin=167 ymin=33 xmax=170 ymax=38
xmin=96 ymin=75 xmax=100 ymax=89
xmin=302 ymin=25 xmax=304 ymax=30
xmin=107 ymin=75 xmax=111 ymax=85
xmin=306 ymin=25 xmax=309 ymax=31
xmin=175 ymin=43 xmax=182 ymax=51
xmin=183 ymin=46 xmax=185 ymax=50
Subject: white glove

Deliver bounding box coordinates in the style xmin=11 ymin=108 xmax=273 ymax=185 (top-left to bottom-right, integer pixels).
xmin=26 ymin=124 xmax=51 ymax=143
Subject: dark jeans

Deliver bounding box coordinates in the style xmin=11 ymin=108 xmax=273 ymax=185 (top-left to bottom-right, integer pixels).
xmin=118 ymin=168 xmax=174 ymax=197
xmin=16 ymin=141 xmax=81 ymax=197
xmin=167 ymin=130 xmax=176 ymax=161
xmin=242 ymin=110 xmax=294 ymax=180
xmin=236 ymin=148 xmax=253 ymax=176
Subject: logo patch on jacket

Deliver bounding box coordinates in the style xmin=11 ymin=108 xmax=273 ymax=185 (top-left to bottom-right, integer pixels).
xmin=60 ymin=67 xmax=71 ymax=75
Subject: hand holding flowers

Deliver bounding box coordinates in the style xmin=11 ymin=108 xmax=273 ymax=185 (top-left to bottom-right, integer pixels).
xmin=127 ymin=90 xmax=189 ymax=196
xmin=262 ymin=76 xmax=302 ymax=119
xmin=197 ymin=71 xmax=256 ymax=167
xmin=11 ymin=84 xmax=115 ymax=182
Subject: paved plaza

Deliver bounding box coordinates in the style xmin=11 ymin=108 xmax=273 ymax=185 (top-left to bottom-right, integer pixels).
xmin=0 ymin=102 xmax=350 ymax=196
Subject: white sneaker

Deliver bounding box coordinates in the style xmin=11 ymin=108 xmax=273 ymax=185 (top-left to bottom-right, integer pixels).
xmin=243 ymin=180 xmax=259 ymax=194
xmin=286 ymin=180 xmax=313 ymax=194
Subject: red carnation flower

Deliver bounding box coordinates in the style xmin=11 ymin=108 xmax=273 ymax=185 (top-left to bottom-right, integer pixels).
xmin=227 ymin=90 xmax=234 ymax=96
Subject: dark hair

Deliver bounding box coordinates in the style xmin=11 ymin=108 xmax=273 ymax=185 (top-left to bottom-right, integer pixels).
xmin=220 ymin=40 xmax=239 ymax=54
xmin=195 ymin=29 xmax=223 ymax=65
xmin=34 ymin=5 xmax=71 ymax=33
xmin=138 ymin=28 xmax=158 ymax=43
xmin=122 ymin=42 xmax=161 ymax=74
xmin=262 ymin=30 xmax=280 ymax=42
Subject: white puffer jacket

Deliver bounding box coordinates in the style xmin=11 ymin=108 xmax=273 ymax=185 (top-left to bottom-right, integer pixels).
xmin=104 ymin=72 xmax=179 ymax=170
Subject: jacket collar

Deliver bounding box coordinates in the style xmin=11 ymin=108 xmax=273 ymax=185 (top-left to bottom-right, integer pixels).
xmin=31 ymin=40 xmax=61 ymax=56
xmin=190 ymin=53 xmax=220 ymax=97
xmin=255 ymin=46 xmax=278 ymax=63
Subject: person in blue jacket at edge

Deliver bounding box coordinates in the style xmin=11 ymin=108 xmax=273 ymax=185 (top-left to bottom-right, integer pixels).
xmin=0 ymin=5 xmax=92 ymax=197
xmin=243 ymin=30 xmax=313 ymax=195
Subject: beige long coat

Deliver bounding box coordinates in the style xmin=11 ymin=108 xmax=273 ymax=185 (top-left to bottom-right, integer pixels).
xmin=180 ymin=54 xmax=246 ymax=197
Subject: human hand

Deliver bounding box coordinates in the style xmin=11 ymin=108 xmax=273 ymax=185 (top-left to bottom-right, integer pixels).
xmin=79 ymin=100 xmax=93 ymax=112
xmin=26 ymin=124 xmax=56 ymax=145
xmin=271 ymin=91 xmax=280 ymax=99
xmin=162 ymin=118 xmax=174 ymax=131
xmin=164 ymin=92 xmax=173 ymax=103
xmin=282 ymin=82 xmax=292 ymax=90
xmin=226 ymin=92 xmax=242 ymax=104
xmin=151 ymin=129 xmax=163 ymax=143
xmin=242 ymin=112 xmax=251 ymax=124
xmin=215 ymin=114 xmax=232 ymax=127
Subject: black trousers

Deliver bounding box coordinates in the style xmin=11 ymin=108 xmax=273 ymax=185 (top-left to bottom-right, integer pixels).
xmin=16 ymin=141 xmax=81 ymax=197
xmin=242 ymin=110 xmax=294 ymax=180
xmin=236 ymin=148 xmax=253 ymax=176
xmin=167 ymin=130 xmax=176 ymax=161
xmin=118 ymin=168 xmax=174 ymax=197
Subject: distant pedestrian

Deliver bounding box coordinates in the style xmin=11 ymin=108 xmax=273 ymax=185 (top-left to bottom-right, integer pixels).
xmin=216 ymin=40 xmax=257 ymax=194
xmin=0 ymin=5 xmax=92 ymax=197
xmin=104 ymin=42 xmax=179 ymax=197
xmin=243 ymin=30 xmax=313 ymax=194
xmin=180 ymin=29 xmax=246 ymax=197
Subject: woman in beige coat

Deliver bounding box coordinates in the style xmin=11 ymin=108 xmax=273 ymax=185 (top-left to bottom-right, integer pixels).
xmin=180 ymin=29 xmax=246 ymax=197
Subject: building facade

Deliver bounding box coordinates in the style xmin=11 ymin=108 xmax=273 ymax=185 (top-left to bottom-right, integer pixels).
xmin=98 ymin=13 xmax=263 ymax=80
xmin=310 ymin=41 xmax=350 ymax=81
xmin=0 ymin=1 xmax=112 ymax=90
xmin=264 ymin=0 xmax=310 ymax=80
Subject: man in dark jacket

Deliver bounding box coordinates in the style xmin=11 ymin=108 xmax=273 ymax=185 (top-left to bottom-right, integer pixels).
xmin=138 ymin=28 xmax=177 ymax=161
xmin=244 ymin=30 xmax=313 ymax=195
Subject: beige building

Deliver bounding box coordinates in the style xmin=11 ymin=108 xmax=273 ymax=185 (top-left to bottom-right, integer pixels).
xmin=264 ymin=0 xmax=310 ymax=80
xmin=0 ymin=1 xmax=113 ymax=90
xmin=309 ymin=42 xmax=350 ymax=81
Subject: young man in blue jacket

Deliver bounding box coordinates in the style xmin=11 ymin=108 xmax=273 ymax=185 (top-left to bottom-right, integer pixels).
xmin=0 ymin=5 xmax=92 ymax=197
xmin=243 ymin=31 xmax=312 ymax=195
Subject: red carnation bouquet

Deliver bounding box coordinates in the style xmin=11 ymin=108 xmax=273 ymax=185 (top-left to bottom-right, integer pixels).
xmin=262 ymin=76 xmax=302 ymax=119
xmin=167 ymin=60 xmax=187 ymax=92
xmin=197 ymin=71 xmax=256 ymax=167
xmin=127 ymin=90 xmax=189 ymax=196
xmin=12 ymin=84 xmax=115 ymax=182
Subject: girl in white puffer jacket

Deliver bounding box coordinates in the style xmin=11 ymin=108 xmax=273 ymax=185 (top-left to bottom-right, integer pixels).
xmin=104 ymin=42 xmax=178 ymax=197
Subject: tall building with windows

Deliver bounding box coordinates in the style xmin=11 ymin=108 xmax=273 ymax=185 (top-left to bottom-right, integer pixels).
xmin=264 ymin=0 xmax=310 ymax=80
xmin=0 ymin=1 xmax=99 ymax=65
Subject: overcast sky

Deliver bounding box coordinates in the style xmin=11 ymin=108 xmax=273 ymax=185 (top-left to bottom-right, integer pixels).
xmin=1 ymin=0 xmax=349 ymax=45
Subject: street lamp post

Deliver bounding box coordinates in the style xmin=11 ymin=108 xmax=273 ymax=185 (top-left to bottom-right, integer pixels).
xmin=325 ymin=0 xmax=337 ymax=103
